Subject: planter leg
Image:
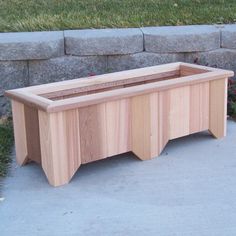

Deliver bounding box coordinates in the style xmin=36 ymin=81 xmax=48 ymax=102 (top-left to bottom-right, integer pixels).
xmin=11 ymin=100 xmax=29 ymax=165
xmin=209 ymin=78 xmax=228 ymax=138
xmin=131 ymin=93 xmax=161 ymax=160
xmin=38 ymin=110 xmax=81 ymax=187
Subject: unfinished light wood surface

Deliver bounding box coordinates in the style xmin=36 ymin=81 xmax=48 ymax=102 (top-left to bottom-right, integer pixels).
xmin=11 ymin=100 xmax=28 ymax=165
xmin=5 ymin=62 xmax=234 ymax=186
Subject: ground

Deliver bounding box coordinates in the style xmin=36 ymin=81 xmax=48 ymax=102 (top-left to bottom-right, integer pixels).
xmin=1 ymin=0 xmax=236 ymax=32
xmin=1 ymin=120 xmax=236 ymax=236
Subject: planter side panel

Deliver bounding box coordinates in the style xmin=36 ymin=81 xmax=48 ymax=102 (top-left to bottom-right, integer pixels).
xmin=169 ymin=86 xmax=190 ymax=139
xmin=106 ymin=99 xmax=131 ymax=157
xmin=79 ymin=99 xmax=131 ymax=164
xmin=168 ymin=82 xmax=210 ymax=140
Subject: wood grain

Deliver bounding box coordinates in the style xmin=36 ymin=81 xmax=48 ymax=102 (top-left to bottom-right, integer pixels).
xmin=106 ymin=99 xmax=131 ymax=157
xmin=24 ymin=105 xmax=41 ymax=163
xmin=209 ymin=78 xmax=228 ymax=138
xmin=11 ymin=100 xmax=28 ymax=165
xmin=38 ymin=110 xmax=81 ymax=186
xmin=169 ymin=86 xmax=190 ymax=139
xmin=26 ymin=62 xmax=182 ymax=94
xmin=158 ymin=91 xmax=170 ymax=153
xmin=180 ymin=65 xmax=207 ymax=76
xmin=131 ymin=93 xmax=159 ymax=160
xmin=79 ymin=104 xmax=107 ymax=164
xmin=190 ymin=82 xmax=209 ymax=134
xmin=42 ymin=72 xmax=178 ymax=100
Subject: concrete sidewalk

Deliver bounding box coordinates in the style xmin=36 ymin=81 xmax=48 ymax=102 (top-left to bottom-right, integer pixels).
xmin=1 ymin=120 xmax=236 ymax=236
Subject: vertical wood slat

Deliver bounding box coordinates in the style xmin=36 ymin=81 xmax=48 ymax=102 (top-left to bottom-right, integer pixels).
xmin=79 ymin=99 xmax=131 ymax=164
xmin=131 ymin=93 xmax=159 ymax=160
xmin=24 ymin=105 xmax=41 ymax=164
xmin=189 ymin=82 xmax=209 ymax=134
xmin=11 ymin=100 xmax=28 ymax=165
xmin=79 ymin=104 xmax=107 ymax=164
xmin=169 ymin=86 xmax=190 ymax=139
xmin=158 ymin=91 xmax=170 ymax=153
xmin=65 ymin=109 xmax=81 ymax=175
xmin=38 ymin=109 xmax=81 ymax=186
xmin=209 ymin=78 xmax=228 ymax=138
xmin=168 ymin=83 xmax=210 ymax=139
xmin=106 ymin=99 xmax=131 ymax=157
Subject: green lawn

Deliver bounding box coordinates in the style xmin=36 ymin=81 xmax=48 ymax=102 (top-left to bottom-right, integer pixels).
xmin=1 ymin=0 xmax=236 ymax=32
xmin=0 ymin=119 xmax=14 ymax=177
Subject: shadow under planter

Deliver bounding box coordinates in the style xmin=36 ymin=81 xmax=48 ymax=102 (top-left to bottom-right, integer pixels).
xmin=5 ymin=62 xmax=234 ymax=187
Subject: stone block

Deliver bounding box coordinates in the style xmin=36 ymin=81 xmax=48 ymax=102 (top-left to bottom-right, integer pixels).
xmin=0 ymin=61 xmax=28 ymax=96
xmin=221 ymin=24 xmax=236 ymax=49
xmin=0 ymin=31 xmax=64 ymax=60
xmin=29 ymin=56 xmax=107 ymax=85
xmin=142 ymin=25 xmax=220 ymax=53
xmin=0 ymin=96 xmax=11 ymax=117
xmin=65 ymin=28 xmax=143 ymax=56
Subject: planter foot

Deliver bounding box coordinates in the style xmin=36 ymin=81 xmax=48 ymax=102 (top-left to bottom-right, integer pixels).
xmin=12 ymin=100 xmax=29 ymax=165
xmin=131 ymin=92 xmax=169 ymax=160
xmin=38 ymin=110 xmax=81 ymax=187
xmin=209 ymin=78 xmax=228 ymax=139
xmin=12 ymin=100 xmax=41 ymax=165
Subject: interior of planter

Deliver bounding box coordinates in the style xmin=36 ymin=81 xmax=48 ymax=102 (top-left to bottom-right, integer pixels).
xmin=40 ymin=65 xmax=208 ymax=101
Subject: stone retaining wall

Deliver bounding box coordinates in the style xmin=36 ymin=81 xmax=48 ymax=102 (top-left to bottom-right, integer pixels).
xmin=1 ymin=24 xmax=236 ymax=116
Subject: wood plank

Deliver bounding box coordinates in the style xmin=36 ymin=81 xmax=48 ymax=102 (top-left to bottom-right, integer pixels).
xmin=6 ymin=62 xmax=232 ymax=97
xmin=38 ymin=111 xmax=54 ymax=184
xmin=158 ymin=91 xmax=170 ymax=154
xmin=5 ymin=62 xmax=233 ymax=113
xmin=131 ymin=93 xmax=159 ymax=160
xmin=38 ymin=110 xmax=81 ymax=186
xmin=11 ymin=100 xmax=28 ymax=165
xmin=46 ymin=70 xmax=232 ymax=113
xmin=209 ymin=78 xmax=228 ymax=138
xmin=169 ymin=86 xmax=190 ymax=139
xmin=5 ymin=90 xmax=51 ymax=111
xmin=180 ymin=62 xmax=233 ymax=74
xmin=42 ymin=72 xmax=178 ymax=100
xmin=29 ymin=62 xmax=233 ymax=95
xmin=24 ymin=105 xmax=41 ymax=163
xmin=149 ymin=93 xmax=159 ymax=157
xmin=64 ymin=109 xmax=81 ymax=174
xmin=106 ymin=99 xmax=131 ymax=157
xmin=180 ymin=65 xmax=208 ymax=76
xmin=25 ymin=62 xmax=182 ymax=94
xmin=190 ymin=82 xmax=209 ymax=133
xmin=46 ymin=74 xmax=180 ymax=101
xmin=79 ymin=104 xmax=107 ymax=164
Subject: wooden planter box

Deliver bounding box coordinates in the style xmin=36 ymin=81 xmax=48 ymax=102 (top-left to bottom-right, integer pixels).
xmin=5 ymin=62 xmax=234 ymax=186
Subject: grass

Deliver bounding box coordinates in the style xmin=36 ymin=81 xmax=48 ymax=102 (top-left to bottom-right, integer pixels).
xmin=0 ymin=118 xmax=14 ymax=177
xmin=1 ymin=0 xmax=236 ymax=32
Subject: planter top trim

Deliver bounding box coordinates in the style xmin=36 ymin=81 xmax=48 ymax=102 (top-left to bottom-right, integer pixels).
xmin=5 ymin=62 xmax=234 ymax=113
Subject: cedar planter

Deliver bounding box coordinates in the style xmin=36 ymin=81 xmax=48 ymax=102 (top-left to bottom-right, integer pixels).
xmin=5 ymin=62 xmax=234 ymax=186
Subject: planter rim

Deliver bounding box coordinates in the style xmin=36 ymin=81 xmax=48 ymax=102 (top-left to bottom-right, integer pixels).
xmin=5 ymin=62 xmax=234 ymax=113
